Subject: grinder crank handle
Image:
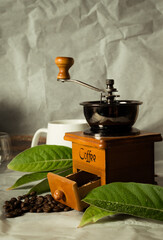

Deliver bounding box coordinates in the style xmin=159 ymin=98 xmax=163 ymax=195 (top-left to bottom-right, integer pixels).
xmin=55 ymin=56 xmax=106 ymax=93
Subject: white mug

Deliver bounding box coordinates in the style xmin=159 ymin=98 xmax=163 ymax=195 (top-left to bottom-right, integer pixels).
xmin=0 ymin=132 xmax=11 ymax=165
xmin=31 ymin=119 xmax=88 ymax=148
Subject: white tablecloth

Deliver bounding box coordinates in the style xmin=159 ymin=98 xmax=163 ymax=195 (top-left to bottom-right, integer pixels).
xmin=0 ymin=161 xmax=163 ymax=240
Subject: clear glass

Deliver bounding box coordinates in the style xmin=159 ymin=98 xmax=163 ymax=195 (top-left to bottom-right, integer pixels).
xmin=0 ymin=132 xmax=11 ymax=165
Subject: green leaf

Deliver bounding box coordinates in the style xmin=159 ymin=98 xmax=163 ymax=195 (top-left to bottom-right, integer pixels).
xmin=7 ymin=145 xmax=72 ymax=172
xmin=79 ymin=205 xmax=115 ymax=227
xmin=28 ymin=178 xmax=50 ymax=195
xmin=7 ymin=168 xmax=71 ymax=190
xmin=83 ymin=182 xmax=163 ymax=222
xmin=28 ymin=168 xmax=73 ymax=195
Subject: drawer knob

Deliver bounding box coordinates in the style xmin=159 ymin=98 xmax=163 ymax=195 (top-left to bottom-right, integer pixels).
xmin=54 ymin=190 xmax=64 ymax=201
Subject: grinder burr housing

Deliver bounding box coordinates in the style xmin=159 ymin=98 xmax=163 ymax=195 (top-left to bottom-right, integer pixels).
xmin=47 ymin=57 xmax=162 ymax=211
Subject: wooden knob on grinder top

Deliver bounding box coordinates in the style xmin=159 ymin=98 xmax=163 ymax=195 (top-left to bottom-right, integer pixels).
xmin=55 ymin=57 xmax=74 ymax=79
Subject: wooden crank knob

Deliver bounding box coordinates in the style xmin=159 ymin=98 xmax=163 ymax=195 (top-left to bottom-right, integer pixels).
xmin=53 ymin=189 xmax=65 ymax=201
xmin=55 ymin=56 xmax=74 ymax=79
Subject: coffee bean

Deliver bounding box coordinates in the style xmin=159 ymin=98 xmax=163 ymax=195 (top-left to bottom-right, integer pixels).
xmin=36 ymin=196 xmax=44 ymax=204
xmin=36 ymin=204 xmax=43 ymax=209
xmin=30 ymin=207 xmax=37 ymax=213
xmin=22 ymin=194 xmax=29 ymax=199
xmin=43 ymin=203 xmax=49 ymax=208
xmin=50 ymin=203 xmax=55 ymax=208
xmin=12 ymin=209 xmax=23 ymax=217
xmin=16 ymin=209 xmax=23 ymax=215
xmin=24 ymin=197 xmax=29 ymax=204
xmin=42 ymin=207 xmax=50 ymax=213
xmin=22 ymin=206 xmax=30 ymax=212
xmin=17 ymin=196 xmax=23 ymax=200
xmin=52 ymin=199 xmax=57 ymax=204
xmin=57 ymin=203 xmax=65 ymax=209
xmin=64 ymin=206 xmax=71 ymax=211
xmin=29 ymin=191 xmax=36 ymax=196
xmin=43 ymin=198 xmax=48 ymax=204
xmin=53 ymin=206 xmax=61 ymax=212
xmin=7 ymin=204 xmax=14 ymax=211
xmin=21 ymin=202 xmax=27 ymax=208
xmin=4 ymin=207 xmax=12 ymax=213
xmin=14 ymin=200 xmax=21 ymax=208
xmin=10 ymin=197 xmax=17 ymax=203
xmin=45 ymin=194 xmax=53 ymax=202
xmin=3 ymin=204 xmax=9 ymax=209
xmin=37 ymin=208 xmax=43 ymax=213
xmin=30 ymin=196 xmax=36 ymax=201
xmin=5 ymin=212 xmax=15 ymax=218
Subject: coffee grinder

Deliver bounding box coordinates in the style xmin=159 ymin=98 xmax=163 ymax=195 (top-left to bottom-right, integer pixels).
xmin=47 ymin=57 xmax=162 ymax=211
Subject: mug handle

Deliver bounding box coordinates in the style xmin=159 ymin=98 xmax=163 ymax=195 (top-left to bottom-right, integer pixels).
xmin=31 ymin=128 xmax=48 ymax=147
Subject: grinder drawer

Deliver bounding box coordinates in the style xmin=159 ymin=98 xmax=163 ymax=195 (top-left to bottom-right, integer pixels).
xmin=47 ymin=171 xmax=101 ymax=211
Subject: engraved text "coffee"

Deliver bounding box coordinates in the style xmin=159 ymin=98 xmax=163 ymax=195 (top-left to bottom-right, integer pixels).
xmin=79 ymin=148 xmax=96 ymax=163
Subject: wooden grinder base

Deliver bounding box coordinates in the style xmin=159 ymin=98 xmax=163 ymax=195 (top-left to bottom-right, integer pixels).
xmin=48 ymin=131 xmax=162 ymax=211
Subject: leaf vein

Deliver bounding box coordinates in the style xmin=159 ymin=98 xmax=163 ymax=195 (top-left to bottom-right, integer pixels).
xmin=86 ymin=199 xmax=163 ymax=211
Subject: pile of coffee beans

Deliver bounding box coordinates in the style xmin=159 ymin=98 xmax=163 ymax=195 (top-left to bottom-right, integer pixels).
xmin=3 ymin=191 xmax=71 ymax=218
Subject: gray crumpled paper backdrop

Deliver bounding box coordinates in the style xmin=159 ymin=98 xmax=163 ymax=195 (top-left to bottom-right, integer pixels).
xmin=0 ymin=0 xmax=163 ymax=160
